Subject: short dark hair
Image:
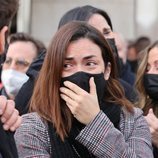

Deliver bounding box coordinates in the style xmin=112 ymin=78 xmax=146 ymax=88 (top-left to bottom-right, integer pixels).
xmin=9 ymin=32 xmax=46 ymax=55
xmin=0 ymin=0 xmax=19 ymax=30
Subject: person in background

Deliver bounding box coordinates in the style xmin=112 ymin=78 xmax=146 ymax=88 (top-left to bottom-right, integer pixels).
xmin=0 ymin=32 xmax=45 ymax=100
xmin=0 ymin=0 xmax=22 ymax=157
xmin=135 ymin=41 xmax=158 ymax=157
xmin=127 ymin=36 xmax=151 ymax=74
xmin=113 ymin=32 xmax=135 ymax=86
xmin=15 ymin=21 xmax=153 ymax=158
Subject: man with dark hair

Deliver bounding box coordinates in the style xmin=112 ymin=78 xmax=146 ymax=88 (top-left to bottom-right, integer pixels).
xmin=0 ymin=0 xmax=21 ymax=157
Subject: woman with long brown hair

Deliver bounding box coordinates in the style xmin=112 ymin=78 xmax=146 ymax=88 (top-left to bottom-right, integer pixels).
xmin=135 ymin=41 xmax=158 ymax=157
xmin=15 ymin=22 xmax=153 ymax=158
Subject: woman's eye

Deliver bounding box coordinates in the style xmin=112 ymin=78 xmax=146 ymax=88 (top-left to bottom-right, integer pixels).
xmin=86 ymin=62 xmax=97 ymax=66
xmin=63 ymin=63 xmax=72 ymax=69
xmin=103 ymin=31 xmax=110 ymax=35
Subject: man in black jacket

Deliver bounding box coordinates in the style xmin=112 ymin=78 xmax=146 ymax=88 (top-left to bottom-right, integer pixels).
xmin=0 ymin=0 xmax=22 ymax=157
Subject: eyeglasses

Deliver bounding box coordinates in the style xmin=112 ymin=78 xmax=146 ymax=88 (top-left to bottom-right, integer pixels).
xmin=2 ymin=57 xmax=30 ymax=69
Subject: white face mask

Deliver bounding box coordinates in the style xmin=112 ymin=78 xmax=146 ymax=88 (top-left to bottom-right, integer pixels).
xmin=1 ymin=69 xmax=29 ymax=97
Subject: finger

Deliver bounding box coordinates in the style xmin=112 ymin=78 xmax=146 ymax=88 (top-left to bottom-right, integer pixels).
xmin=0 ymin=96 xmax=7 ymax=115
xmin=1 ymin=100 xmax=15 ymax=122
xmin=3 ymin=109 xmax=19 ymax=130
xmin=63 ymin=81 xmax=86 ymax=95
xmin=9 ymin=116 xmax=22 ymax=132
xmin=60 ymin=87 xmax=78 ymax=101
xmin=89 ymin=77 xmax=97 ymax=95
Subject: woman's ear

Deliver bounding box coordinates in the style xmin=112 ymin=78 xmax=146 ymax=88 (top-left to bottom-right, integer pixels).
xmin=0 ymin=26 xmax=8 ymax=54
xmin=104 ymin=62 xmax=111 ymax=80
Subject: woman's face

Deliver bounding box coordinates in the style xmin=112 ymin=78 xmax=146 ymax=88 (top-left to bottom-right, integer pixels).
xmin=62 ymin=38 xmax=111 ymax=80
xmin=146 ymin=47 xmax=158 ymax=74
xmin=88 ymin=13 xmax=114 ymax=39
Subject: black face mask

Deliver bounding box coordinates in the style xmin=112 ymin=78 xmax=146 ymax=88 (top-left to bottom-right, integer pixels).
xmin=106 ymin=38 xmax=121 ymax=77
xmin=144 ymin=74 xmax=158 ymax=100
xmin=61 ymin=71 xmax=106 ymax=104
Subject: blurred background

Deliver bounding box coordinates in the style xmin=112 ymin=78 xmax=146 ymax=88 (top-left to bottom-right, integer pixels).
xmin=10 ymin=0 xmax=158 ymax=46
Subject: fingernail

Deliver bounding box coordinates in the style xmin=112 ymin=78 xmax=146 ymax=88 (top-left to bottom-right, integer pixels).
xmin=64 ymin=81 xmax=69 ymax=85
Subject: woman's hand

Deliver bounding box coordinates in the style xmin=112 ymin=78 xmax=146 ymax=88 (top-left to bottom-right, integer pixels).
xmin=144 ymin=108 xmax=158 ymax=147
xmin=60 ymin=77 xmax=100 ymax=125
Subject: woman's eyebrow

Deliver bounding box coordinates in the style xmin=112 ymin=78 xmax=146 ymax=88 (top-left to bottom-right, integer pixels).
xmin=83 ymin=55 xmax=97 ymax=60
xmin=65 ymin=57 xmax=74 ymax=61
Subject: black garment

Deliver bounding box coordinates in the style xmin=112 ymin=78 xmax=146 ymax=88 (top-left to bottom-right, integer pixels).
xmin=15 ymin=50 xmax=46 ymax=115
xmin=48 ymin=121 xmax=93 ymax=158
xmin=0 ymin=122 xmax=18 ymax=158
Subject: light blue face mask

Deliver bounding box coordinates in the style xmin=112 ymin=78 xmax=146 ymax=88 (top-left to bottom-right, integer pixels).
xmin=1 ymin=69 xmax=29 ymax=97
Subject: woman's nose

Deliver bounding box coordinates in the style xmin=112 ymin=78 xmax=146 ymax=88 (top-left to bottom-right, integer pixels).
xmin=76 ymin=65 xmax=84 ymax=72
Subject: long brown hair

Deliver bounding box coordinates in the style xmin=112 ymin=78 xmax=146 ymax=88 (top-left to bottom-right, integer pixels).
xmin=135 ymin=41 xmax=158 ymax=116
xmin=30 ymin=21 xmax=133 ymax=141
